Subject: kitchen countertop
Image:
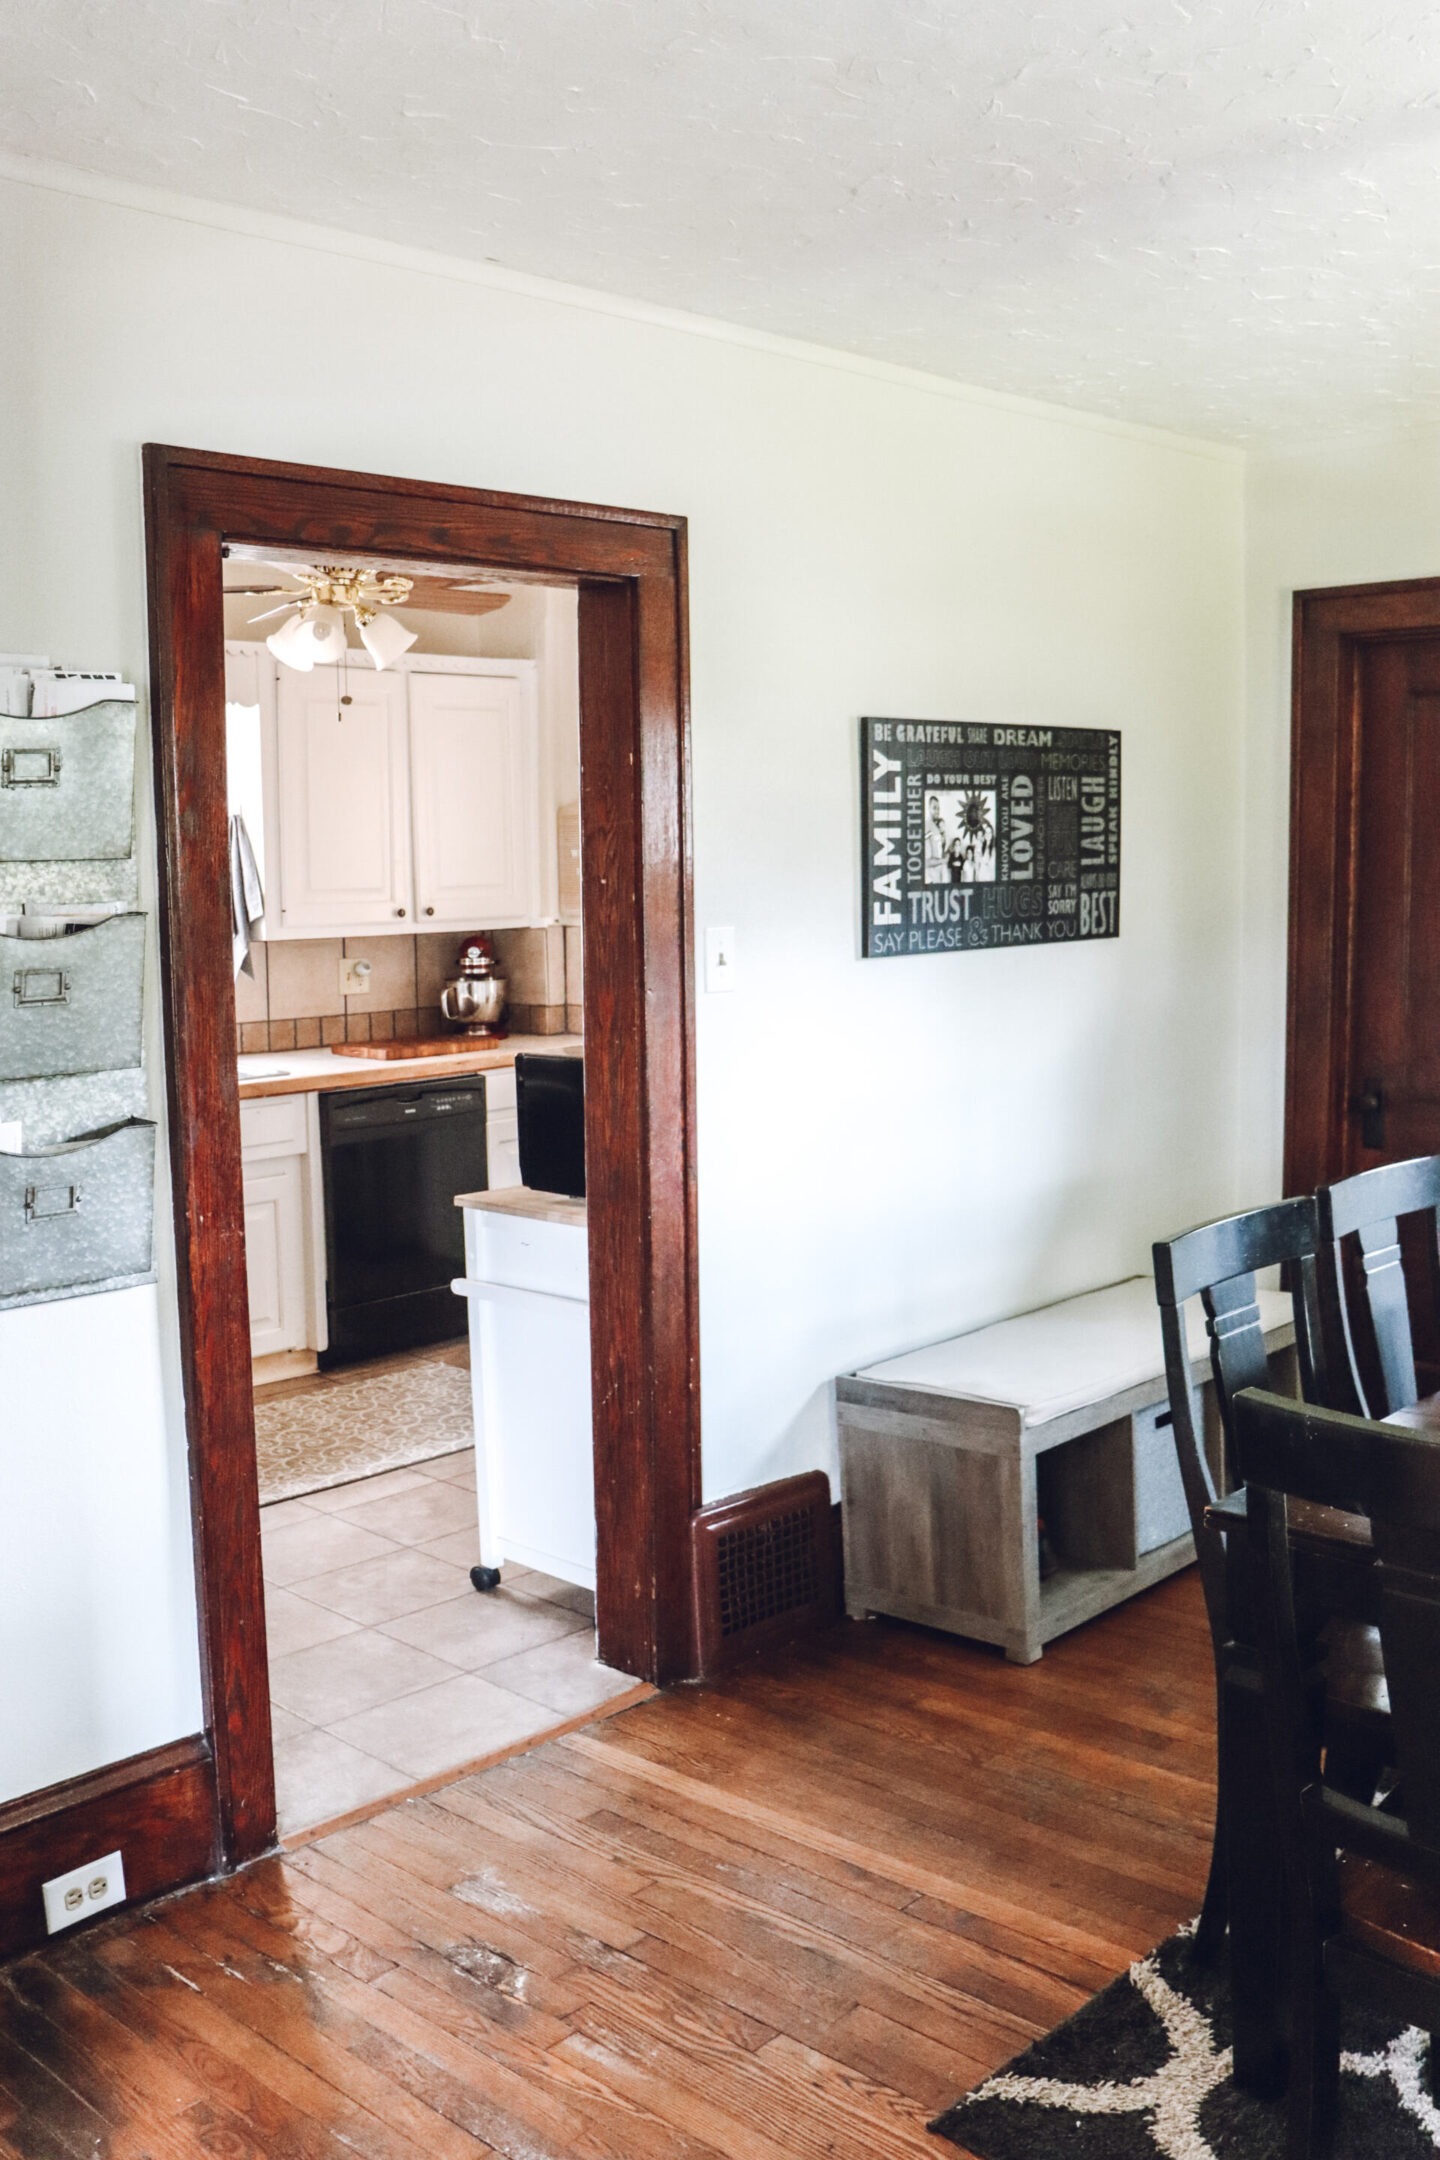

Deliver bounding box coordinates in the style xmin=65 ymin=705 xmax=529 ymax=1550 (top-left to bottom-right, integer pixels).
xmin=238 ymin=1035 xmax=582 ymax=1099
xmin=455 ymin=1186 xmax=588 ymax=1227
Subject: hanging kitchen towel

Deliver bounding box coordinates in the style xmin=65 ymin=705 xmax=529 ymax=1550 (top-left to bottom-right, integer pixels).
xmin=230 ymin=813 xmax=265 ymax=978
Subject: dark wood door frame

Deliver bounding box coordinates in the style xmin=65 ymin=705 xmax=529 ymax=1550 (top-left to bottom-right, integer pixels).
xmin=143 ymin=445 xmax=700 ymax=1868
xmin=1285 ymin=575 xmax=1440 ymax=1200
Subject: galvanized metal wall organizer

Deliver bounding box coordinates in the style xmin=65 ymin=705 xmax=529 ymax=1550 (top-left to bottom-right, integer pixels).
xmin=0 ymin=1120 xmax=158 ymax=1308
xmin=0 ymin=694 xmax=156 ymax=1309
xmin=0 ymin=699 xmax=138 ymax=862
xmin=0 ymin=914 xmax=147 ymax=1082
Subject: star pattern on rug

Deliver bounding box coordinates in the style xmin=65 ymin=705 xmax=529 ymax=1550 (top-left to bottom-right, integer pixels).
xmin=1345 ymin=2028 xmax=1440 ymax=2144
xmin=978 ymin=1948 xmax=1231 ymax=2160
xmin=951 ymin=1929 xmax=1440 ymax=2159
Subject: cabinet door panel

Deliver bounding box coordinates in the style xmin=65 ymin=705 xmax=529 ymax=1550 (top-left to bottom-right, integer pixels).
xmin=275 ymin=668 xmax=411 ymax=929
xmin=243 ymin=1153 xmax=308 ymax=1358
xmin=485 ymin=1110 xmax=522 ymax=1191
xmin=409 ymin=671 xmax=538 ymax=926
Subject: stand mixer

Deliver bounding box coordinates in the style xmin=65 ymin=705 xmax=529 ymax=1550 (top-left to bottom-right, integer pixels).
xmin=440 ymin=933 xmax=508 ymax=1038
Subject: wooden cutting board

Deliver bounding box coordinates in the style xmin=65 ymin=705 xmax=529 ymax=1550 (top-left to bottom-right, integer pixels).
xmin=334 ymin=1036 xmax=507 ymax=1060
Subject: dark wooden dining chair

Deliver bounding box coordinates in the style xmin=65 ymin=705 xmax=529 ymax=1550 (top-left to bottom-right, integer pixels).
xmin=1234 ymin=1386 xmax=1440 ymax=2160
xmin=1317 ymin=1154 xmax=1440 ymax=1418
xmin=1153 ymin=1198 xmax=1333 ymax=2087
xmin=1154 ymin=1200 xmax=1390 ymax=2094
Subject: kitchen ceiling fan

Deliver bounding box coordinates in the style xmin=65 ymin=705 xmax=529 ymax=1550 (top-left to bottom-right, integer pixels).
xmin=226 ymin=562 xmax=510 ymax=671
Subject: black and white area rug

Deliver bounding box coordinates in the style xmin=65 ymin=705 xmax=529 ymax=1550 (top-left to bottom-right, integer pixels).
xmin=930 ymin=1927 xmax=1440 ymax=2159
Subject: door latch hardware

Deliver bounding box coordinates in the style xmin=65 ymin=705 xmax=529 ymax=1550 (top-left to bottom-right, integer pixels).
xmin=1351 ymin=1079 xmax=1386 ymax=1151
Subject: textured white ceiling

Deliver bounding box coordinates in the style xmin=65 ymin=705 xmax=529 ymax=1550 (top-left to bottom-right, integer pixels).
xmin=5 ymin=0 xmax=1440 ymax=442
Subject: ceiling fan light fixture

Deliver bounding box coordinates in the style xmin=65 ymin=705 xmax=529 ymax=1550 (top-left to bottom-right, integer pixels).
xmin=357 ymin=610 xmax=419 ymax=670
xmin=266 ymin=607 xmax=322 ymax=671
xmin=305 ymin=605 xmax=347 ymax=661
xmin=257 ymin=567 xmax=418 ymax=672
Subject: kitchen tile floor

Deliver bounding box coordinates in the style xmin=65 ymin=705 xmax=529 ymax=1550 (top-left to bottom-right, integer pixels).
xmin=261 ymin=1444 xmax=634 ymax=1838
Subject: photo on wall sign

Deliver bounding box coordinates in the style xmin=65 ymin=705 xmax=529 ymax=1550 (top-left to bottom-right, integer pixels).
xmin=859 ymin=717 xmax=1121 ymax=958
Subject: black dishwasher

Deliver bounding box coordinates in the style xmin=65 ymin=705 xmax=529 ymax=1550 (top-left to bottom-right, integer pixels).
xmin=318 ymin=1079 xmax=487 ymax=1368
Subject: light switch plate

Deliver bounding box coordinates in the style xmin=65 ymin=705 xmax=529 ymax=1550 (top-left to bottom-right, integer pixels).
xmin=42 ymin=1849 xmax=126 ymax=1935
xmin=704 ymin=926 xmax=737 ymax=993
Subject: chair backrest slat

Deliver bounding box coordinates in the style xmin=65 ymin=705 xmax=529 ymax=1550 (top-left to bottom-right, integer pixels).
xmin=1356 ymin=1217 xmax=1416 ymax=1412
xmin=1318 ymin=1154 xmax=1440 ymax=1417
xmin=1204 ymin=1274 xmax=1276 ymax=1401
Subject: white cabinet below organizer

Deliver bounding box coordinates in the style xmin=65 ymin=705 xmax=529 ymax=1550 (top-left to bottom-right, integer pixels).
xmin=226 ymin=649 xmax=541 ymax=938
xmin=240 ymin=1092 xmax=320 ymax=1360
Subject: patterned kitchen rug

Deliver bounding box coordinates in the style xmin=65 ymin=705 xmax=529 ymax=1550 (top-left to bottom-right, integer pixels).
xmin=255 ymin=1361 xmax=474 ymax=1505
xmin=931 ymin=1925 xmax=1440 ymax=2159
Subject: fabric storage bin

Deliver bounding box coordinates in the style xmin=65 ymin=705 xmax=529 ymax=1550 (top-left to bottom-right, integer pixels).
xmin=0 ymin=914 xmax=146 ymax=1081
xmin=0 ymin=700 xmax=138 ymax=861
xmin=0 ymin=1119 xmax=157 ymax=1307
xmin=1132 ymin=1398 xmax=1192 ymax=1554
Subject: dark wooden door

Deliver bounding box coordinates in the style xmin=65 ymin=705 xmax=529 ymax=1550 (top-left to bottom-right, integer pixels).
xmin=1287 ymin=583 xmax=1440 ymax=1393
xmin=1346 ymin=636 xmax=1440 ymax=1172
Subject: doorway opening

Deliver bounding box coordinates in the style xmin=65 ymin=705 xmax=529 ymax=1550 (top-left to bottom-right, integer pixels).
xmin=145 ymin=447 xmax=700 ymax=1865
xmin=1286 ymin=575 xmax=1440 ymax=1399
xmin=224 ymin=551 xmax=641 ymax=1834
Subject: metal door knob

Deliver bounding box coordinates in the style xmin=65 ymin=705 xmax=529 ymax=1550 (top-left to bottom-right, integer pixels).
xmin=1350 ymin=1078 xmax=1386 ymax=1149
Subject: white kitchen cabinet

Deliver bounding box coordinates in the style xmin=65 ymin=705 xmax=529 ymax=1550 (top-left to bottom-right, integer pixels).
xmin=409 ymin=670 xmax=540 ymax=927
xmin=233 ymin=647 xmax=543 ymax=938
xmin=243 ymin=1156 xmax=309 ymax=1358
xmin=483 ymin=1069 xmax=522 ymax=1191
xmin=240 ymin=1094 xmax=315 ymax=1360
xmin=273 ymin=666 xmax=412 ymax=932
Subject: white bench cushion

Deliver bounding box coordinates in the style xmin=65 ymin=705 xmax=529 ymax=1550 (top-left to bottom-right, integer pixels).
xmin=854 ymin=1275 xmax=1294 ymax=1428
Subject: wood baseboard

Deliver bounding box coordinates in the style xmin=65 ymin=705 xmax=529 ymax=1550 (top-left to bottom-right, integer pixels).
xmin=0 ymin=1735 xmax=218 ymax=1964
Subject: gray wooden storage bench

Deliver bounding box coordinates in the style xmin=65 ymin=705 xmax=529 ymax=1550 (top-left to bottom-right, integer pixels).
xmin=836 ymin=1275 xmax=1294 ymax=1664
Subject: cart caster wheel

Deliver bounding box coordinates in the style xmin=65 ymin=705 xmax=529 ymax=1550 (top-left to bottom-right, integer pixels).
xmin=470 ymin=1565 xmax=502 ymax=1593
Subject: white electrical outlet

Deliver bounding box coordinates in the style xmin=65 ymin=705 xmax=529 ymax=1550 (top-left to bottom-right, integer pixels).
xmin=42 ymin=1850 xmax=126 ymax=1935
xmin=341 ymin=957 xmax=373 ymax=997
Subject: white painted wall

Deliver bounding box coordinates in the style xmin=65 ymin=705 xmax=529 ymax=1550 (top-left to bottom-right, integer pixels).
xmin=0 ymin=1289 xmax=202 ymax=1799
xmin=0 ymin=168 xmax=1246 ymax=1801
xmin=1240 ymin=423 xmax=1440 ymax=1206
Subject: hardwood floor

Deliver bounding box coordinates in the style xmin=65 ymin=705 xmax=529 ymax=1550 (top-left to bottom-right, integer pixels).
xmin=0 ymin=1572 xmax=1215 ymax=2159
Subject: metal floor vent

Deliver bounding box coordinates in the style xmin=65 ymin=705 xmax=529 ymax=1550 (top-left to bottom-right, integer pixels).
xmin=717 ymin=1505 xmax=820 ymax=1636
xmin=692 ymin=1471 xmax=835 ymax=1673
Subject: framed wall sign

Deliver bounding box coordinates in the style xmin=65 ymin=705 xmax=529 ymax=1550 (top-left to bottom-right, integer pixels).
xmin=860 ymin=717 xmax=1121 ymax=958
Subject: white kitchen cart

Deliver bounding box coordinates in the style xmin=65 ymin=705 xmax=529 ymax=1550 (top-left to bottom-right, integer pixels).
xmin=452 ymin=1186 xmax=595 ymax=1592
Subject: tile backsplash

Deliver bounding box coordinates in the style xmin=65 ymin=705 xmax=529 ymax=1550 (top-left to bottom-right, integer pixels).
xmin=235 ymin=929 xmax=582 ymax=1055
